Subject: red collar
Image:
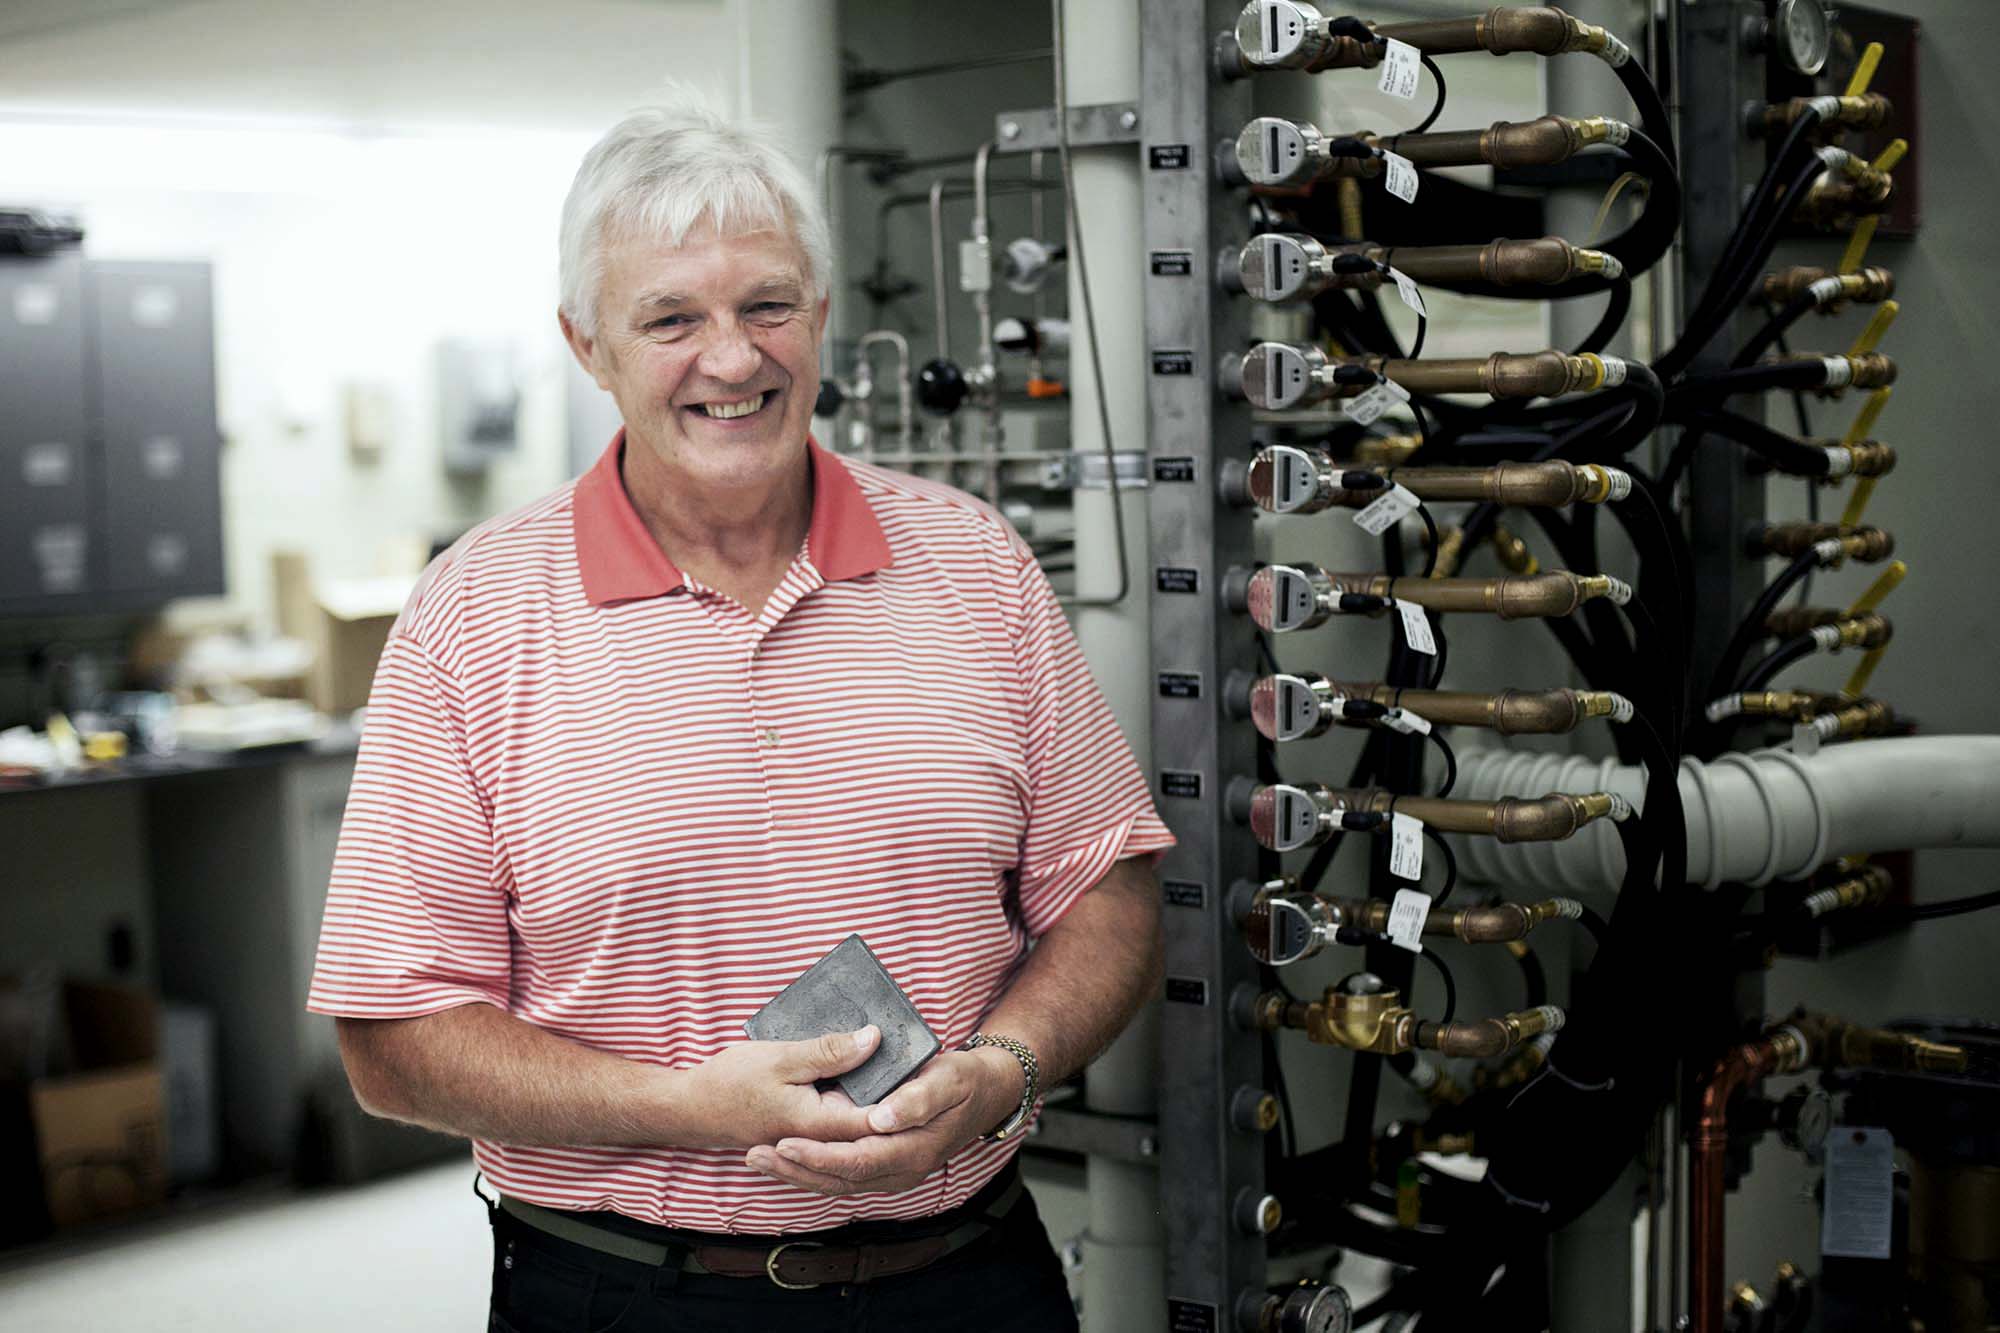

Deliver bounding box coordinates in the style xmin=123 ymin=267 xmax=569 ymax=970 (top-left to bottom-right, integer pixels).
xmin=572 ymin=429 xmax=892 ymax=606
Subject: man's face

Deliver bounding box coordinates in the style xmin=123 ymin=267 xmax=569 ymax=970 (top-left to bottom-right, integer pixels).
xmin=566 ymin=219 xmax=827 ymax=493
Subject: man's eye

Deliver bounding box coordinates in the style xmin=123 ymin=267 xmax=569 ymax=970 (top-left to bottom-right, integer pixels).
xmin=648 ymin=315 xmax=691 ymax=331
xmin=749 ymin=302 xmax=794 ymax=317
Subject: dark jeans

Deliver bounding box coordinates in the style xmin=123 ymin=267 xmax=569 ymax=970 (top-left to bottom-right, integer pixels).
xmin=485 ymin=1175 xmax=1079 ymax=1333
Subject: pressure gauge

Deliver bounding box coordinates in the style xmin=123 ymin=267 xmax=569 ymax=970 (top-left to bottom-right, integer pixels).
xmin=1778 ymin=1085 xmax=1834 ymax=1164
xmin=1274 ymin=1282 xmax=1352 ymax=1333
xmin=1774 ymin=0 xmax=1831 ymax=76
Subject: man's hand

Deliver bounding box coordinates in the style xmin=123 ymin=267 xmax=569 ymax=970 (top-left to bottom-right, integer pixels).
xmin=744 ymin=1046 xmax=1023 ymax=1195
xmin=678 ymin=1026 xmax=885 ymax=1149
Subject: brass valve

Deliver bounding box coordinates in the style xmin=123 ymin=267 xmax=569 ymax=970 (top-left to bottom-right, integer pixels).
xmin=1224 ymin=342 xmax=1616 ymax=409
xmin=1246 ymin=447 xmax=1629 ymax=513
xmin=1247 ymin=781 xmax=1623 ymax=851
xmin=1249 ymin=670 xmax=1627 ymax=740
xmin=1242 ymin=974 xmax=1564 ymax=1059
xmin=1795 ymin=175 xmax=1895 ymax=227
xmin=1757 ymin=92 xmax=1893 ymax=135
xmin=1244 ymin=562 xmax=1629 ymax=631
xmin=1702 ymin=688 xmax=1839 ymax=723
xmin=1761 ymin=265 xmax=1895 ymax=308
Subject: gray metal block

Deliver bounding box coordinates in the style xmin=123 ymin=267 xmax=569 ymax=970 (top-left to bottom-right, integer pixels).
xmin=743 ymin=934 xmax=941 ymax=1107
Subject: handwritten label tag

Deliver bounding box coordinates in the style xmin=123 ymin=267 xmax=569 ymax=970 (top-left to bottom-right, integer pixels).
xmin=1381 ymin=150 xmax=1419 ymax=203
xmin=1396 ymin=600 xmax=1437 ymax=655
xmin=1379 ymin=38 xmax=1422 ymax=100
xmin=1353 ymin=483 xmax=1420 ymax=536
xmin=1387 ymin=883 xmax=1428 ymax=950
xmin=1381 ymin=706 xmax=1432 ymax=736
xmin=1388 ymin=266 xmax=1427 ymax=317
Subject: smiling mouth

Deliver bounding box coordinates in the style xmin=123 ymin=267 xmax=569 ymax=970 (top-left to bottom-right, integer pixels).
xmin=694 ymin=392 xmax=772 ymax=420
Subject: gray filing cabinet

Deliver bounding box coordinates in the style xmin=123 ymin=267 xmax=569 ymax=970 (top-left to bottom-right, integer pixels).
xmin=0 ymin=255 xmax=224 ymax=615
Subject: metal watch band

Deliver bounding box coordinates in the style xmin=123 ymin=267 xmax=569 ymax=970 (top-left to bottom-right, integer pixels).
xmin=963 ymin=1033 xmax=1038 ymax=1142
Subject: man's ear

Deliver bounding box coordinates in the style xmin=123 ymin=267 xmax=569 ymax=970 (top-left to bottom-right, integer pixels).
xmin=558 ymin=310 xmax=612 ymax=391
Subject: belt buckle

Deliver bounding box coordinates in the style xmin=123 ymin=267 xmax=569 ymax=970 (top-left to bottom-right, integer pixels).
xmin=764 ymin=1240 xmax=826 ymax=1290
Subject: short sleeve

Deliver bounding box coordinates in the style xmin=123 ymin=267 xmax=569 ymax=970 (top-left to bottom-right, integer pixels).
xmin=307 ymin=631 xmax=513 ymax=1018
xmin=1007 ymin=538 xmax=1176 ymax=937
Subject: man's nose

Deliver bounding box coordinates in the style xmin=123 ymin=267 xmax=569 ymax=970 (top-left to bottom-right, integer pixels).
xmin=695 ymin=319 xmax=761 ymax=384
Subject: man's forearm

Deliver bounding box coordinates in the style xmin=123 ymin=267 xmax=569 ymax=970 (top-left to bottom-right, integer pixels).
xmin=976 ymin=855 xmax=1163 ymax=1091
xmin=335 ymin=1002 xmax=679 ymax=1148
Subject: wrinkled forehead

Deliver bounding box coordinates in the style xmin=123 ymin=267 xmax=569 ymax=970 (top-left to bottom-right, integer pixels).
xmin=599 ymin=217 xmax=812 ymax=304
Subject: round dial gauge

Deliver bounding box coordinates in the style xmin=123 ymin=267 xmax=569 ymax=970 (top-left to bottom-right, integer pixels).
xmin=1776 ymin=0 xmax=1832 ymax=76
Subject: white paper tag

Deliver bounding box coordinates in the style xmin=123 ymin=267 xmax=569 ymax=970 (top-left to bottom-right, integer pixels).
xmin=1388 ymin=266 xmax=1427 ymax=317
xmin=1342 ymin=382 xmax=1399 ymax=425
xmin=1353 ymin=482 xmax=1421 ymax=536
xmin=1381 ymin=706 xmax=1432 ymax=735
xmin=1386 ymin=884 xmax=1428 ymax=950
xmin=1378 ymin=38 xmax=1422 ymax=101
xmin=1381 ymin=150 xmax=1419 ymax=203
xmin=1821 ymin=1127 xmax=1894 ymax=1259
xmin=1389 ymin=821 xmax=1426 ymax=889
xmin=1396 ymin=599 xmax=1436 ymax=655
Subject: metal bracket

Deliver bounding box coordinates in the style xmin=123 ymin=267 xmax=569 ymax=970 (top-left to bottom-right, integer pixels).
xmin=1024 ymin=1103 xmax=1160 ymax=1164
xmin=994 ymin=102 xmax=1141 ymax=153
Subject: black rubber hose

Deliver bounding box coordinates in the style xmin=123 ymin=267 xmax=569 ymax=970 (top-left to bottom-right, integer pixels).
xmin=1681 ymin=409 xmax=1833 ymax=477
xmin=1739 ymin=633 xmax=1819 ymax=691
xmin=1705 ymin=548 xmax=1823 ymax=701
xmin=1733 ymin=290 xmax=1820 ymax=368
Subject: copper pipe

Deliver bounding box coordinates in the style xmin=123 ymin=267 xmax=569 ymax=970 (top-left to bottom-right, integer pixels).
xmin=1366 ymin=570 xmax=1619 ymax=618
xmin=1490 ymin=522 xmax=1540 ymax=574
xmin=1380 ymin=7 xmax=1589 ymax=55
xmin=1370 ymin=349 xmax=1605 ymax=398
xmin=1758 ymin=522 xmax=1894 ymax=561
xmin=1428 ymin=525 xmax=1467 ymax=578
xmin=1418 ymin=1004 xmax=1565 ymax=1058
xmin=1352 ymin=432 xmax=1422 ymax=466
xmin=1345 ymin=894 xmax=1582 ymax=942
xmin=1375 ymin=114 xmax=1620 ymax=170
xmin=1325 ymin=785 xmax=1617 ymax=841
xmin=1360 ymin=236 xmax=1619 ymax=287
xmin=1690 ymin=1026 xmax=1810 ymax=1333
xmin=1336 ymin=681 xmax=1623 ymax=734
xmin=1247 ymin=447 xmax=1623 ymax=512
xmin=1763 ymin=607 xmax=1844 ymax=634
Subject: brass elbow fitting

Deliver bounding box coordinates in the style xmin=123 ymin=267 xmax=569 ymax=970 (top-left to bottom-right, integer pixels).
xmin=1761 ymin=265 xmax=1896 ymax=308
xmin=1490 ymin=522 xmax=1540 ymax=574
xmin=1479 ymin=1031 xmax=1556 ymax=1090
xmin=1419 ymin=1004 xmax=1566 ymax=1059
xmin=1428 ymin=524 xmax=1467 ymax=578
xmin=1246 ymin=781 xmax=1621 ymax=850
xmin=1352 ymin=432 xmax=1422 ymax=466
xmin=1796 ymin=175 xmax=1895 ymax=226
xmin=1800 ymin=864 xmax=1895 ymax=919
xmin=1759 ymin=93 xmax=1893 ymax=135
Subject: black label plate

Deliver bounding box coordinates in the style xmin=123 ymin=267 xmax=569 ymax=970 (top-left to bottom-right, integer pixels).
xmin=1151 ymin=349 xmax=1195 ymax=376
xmin=1160 ymin=769 xmax=1202 ymax=798
xmin=1165 ymin=977 xmax=1208 ymax=1006
xmin=1156 ymin=671 xmax=1201 ymax=699
xmin=1149 ymin=249 xmax=1194 ymax=277
xmin=1162 ymin=879 xmax=1205 ymax=909
xmin=1152 ymin=455 xmax=1196 ymax=483
xmin=1155 ymin=566 xmax=1199 ymax=594
xmin=1149 ymin=144 xmax=1191 ymax=170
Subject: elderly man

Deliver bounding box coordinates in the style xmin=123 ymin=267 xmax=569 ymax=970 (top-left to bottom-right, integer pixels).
xmin=308 ymin=97 xmax=1171 ymax=1332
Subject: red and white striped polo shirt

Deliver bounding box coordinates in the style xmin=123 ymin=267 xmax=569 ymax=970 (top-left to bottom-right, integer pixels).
xmin=308 ymin=433 xmax=1173 ymax=1233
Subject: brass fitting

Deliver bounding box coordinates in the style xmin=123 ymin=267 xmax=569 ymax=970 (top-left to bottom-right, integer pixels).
xmin=1479 ymin=1031 xmax=1555 ymax=1090
xmin=1764 ymin=606 xmax=1843 ymax=634
xmin=1490 ymin=522 xmax=1540 ymax=574
xmin=1420 ymin=1004 xmax=1566 ymax=1058
xmin=1759 ymin=93 xmax=1894 ymax=135
xmin=1246 ymin=781 xmax=1623 ymax=850
xmin=1796 ymin=175 xmax=1895 ymax=227
xmin=1758 ymin=522 xmax=1894 ymax=561
xmin=1427 ymin=524 xmax=1467 ymax=579
xmin=1800 ymin=864 xmax=1894 ymax=919
xmin=1822 ymin=612 xmax=1893 ymax=650
xmin=1413 ymin=1128 xmax=1476 ymax=1154
xmin=1829 ymin=441 xmax=1897 ymax=479
xmin=1250 ymin=452 xmax=1628 ymax=512
xmin=1401 ymin=1055 xmax=1471 ymax=1107
xmin=1761 ymin=265 xmax=1896 ymax=308
xmin=1377 ymin=6 xmax=1620 ymax=59
xmin=1352 ymin=432 xmax=1423 ymax=466
xmin=1808 ymin=698 xmax=1896 ymax=743
xmin=1243 ymin=563 xmax=1629 ymax=632
xmin=1789 ymin=1011 xmax=1969 ymax=1076
xmin=1706 ymin=689 xmax=1831 ymax=723
xmin=1375 ymin=114 xmax=1626 ymax=171
xmin=1257 ymin=674 xmax=1625 ymax=738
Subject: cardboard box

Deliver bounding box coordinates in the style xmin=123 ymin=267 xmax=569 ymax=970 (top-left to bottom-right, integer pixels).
xmin=272 ymin=551 xmax=415 ymax=715
xmin=11 ymin=981 xmax=167 ymax=1232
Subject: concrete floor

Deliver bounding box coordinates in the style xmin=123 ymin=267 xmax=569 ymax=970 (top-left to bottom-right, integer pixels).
xmin=0 ymin=1156 xmax=1095 ymax=1333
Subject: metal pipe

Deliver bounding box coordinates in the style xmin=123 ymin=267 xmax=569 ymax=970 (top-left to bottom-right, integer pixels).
xmin=927 ymin=178 xmax=951 ymax=361
xmin=856 ymin=330 xmax=913 ymax=450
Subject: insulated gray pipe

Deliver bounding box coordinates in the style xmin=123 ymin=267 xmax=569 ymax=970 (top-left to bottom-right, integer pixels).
xmin=1452 ymin=736 xmax=2000 ymax=892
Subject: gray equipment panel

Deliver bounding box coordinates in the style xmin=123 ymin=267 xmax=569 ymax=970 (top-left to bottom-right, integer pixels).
xmin=87 ymin=260 xmax=224 ymax=599
xmin=0 ymin=255 xmax=93 ymax=602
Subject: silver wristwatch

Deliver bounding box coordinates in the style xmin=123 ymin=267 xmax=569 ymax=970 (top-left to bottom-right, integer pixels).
xmin=962 ymin=1033 xmax=1039 ymax=1142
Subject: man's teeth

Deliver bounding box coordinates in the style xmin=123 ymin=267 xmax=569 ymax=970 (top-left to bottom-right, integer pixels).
xmin=700 ymin=393 xmax=768 ymax=420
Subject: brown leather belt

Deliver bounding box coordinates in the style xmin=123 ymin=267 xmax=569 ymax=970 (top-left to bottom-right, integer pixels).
xmin=496 ymin=1172 xmax=1025 ymax=1290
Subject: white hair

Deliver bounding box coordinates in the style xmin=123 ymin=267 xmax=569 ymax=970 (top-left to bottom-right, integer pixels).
xmin=558 ymin=94 xmax=831 ymax=336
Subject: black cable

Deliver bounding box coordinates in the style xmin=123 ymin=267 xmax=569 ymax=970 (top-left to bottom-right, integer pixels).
xmin=1415 ymin=501 xmax=1440 ymax=578
xmin=1682 ymin=409 xmax=1833 ymax=477
xmin=1424 ymin=726 xmax=1457 ymax=798
xmin=1899 ymin=888 xmax=2000 ymax=922
xmin=1417 ymin=944 xmax=1457 ymax=1025
xmin=1409 ymin=54 xmax=1447 ymax=136
xmin=1512 ymin=941 xmax=1549 ymax=1009
xmin=1706 ymin=548 xmax=1822 ymax=702
xmin=1738 ymin=633 xmax=1818 ymax=691
xmin=1733 ymin=290 xmax=1819 ymax=368
xmin=1420 ymin=824 xmax=1458 ymax=905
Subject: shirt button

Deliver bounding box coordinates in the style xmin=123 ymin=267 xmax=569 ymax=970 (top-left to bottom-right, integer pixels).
xmin=760 ymin=728 xmax=781 ymax=747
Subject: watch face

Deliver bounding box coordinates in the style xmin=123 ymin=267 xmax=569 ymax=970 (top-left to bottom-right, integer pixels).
xmin=1776 ymin=0 xmax=1831 ymax=75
